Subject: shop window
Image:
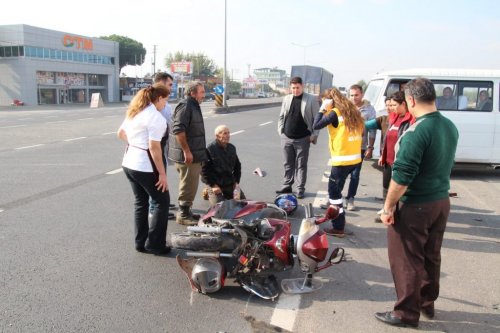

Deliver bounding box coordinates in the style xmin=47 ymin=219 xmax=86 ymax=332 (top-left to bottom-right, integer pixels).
xmin=12 ymin=46 xmax=19 ymax=57
xmin=19 ymin=46 xmax=24 ymax=56
xmin=0 ymin=47 xmax=4 ymax=57
xmin=5 ymin=47 xmax=12 ymax=57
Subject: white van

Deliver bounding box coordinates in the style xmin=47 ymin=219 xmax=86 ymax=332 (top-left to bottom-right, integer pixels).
xmin=363 ymin=68 xmax=500 ymax=166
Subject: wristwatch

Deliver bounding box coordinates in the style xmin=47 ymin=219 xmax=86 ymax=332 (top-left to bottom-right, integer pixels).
xmin=380 ymin=208 xmax=391 ymax=215
xmin=367 ymin=146 xmax=374 ymax=149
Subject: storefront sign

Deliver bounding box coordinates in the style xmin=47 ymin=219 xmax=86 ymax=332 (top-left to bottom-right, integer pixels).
xmin=62 ymin=35 xmax=93 ymax=50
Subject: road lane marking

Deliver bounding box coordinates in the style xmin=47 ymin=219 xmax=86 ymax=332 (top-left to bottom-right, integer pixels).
xmin=19 ymin=118 xmax=33 ymax=120
xmin=105 ymin=115 xmax=119 ymax=118
xmin=0 ymin=209 xmax=4 ymax=213
xmin=106 ymin=168 xmax=123 ymax=175
xmin=102 ymin=132 xmax=116 ymax=135
xmin=47 ymin=120 xmax=67 ymax=124
xmin=231 ymin=130 xmax=245 ymax=136
xmin=77 ymin=118 xmax=93 ymax=121
xmin=64 ymin=137 xmax=86 ymax=142
xmin=270 ymin=294 xmax=301 ymax=331
xmin=259 ymin=121 xmax=273 ymax=126
xmin=15 ymin=144 xmax=45 ymax=150
xmin=0 ymin=124 xmax=27 ymax=129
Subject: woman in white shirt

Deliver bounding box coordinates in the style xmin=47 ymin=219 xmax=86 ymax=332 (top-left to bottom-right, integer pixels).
xmin=118 ymin=84 xmax=171 ymax=255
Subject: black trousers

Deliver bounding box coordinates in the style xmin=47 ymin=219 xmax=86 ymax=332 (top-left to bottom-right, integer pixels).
xmin=123 ymin=167 xmax=170 ymax=250
xmin=387 ymin=198 xmax=450 ymax=323
xmin=382 ymin=164 xmax=392 ymax=199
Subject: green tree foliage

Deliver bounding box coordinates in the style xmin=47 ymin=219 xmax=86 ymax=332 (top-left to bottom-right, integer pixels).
xmin=227 ymin=81 xmax=242 ymax=95
xmin=165 ymin=51 xmax=218 ymax=77
xmin=356 ymin=80 xmax=367 ymax=92
xmin=100 ymin=35 xmax=146 ymax=72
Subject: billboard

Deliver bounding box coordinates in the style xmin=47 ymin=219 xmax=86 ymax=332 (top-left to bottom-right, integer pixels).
xmin=170 ymin=62 xmax=193 ymax=74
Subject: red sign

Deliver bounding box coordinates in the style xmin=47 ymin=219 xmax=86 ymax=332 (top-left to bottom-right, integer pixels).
xmin=62 ymin=35 xmax=93 ymax=50
xmin=170 ymin=61 xmax=192 ymax=74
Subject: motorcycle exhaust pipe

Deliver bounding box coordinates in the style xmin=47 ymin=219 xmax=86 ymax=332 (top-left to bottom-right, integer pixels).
xmin=185 ymin=251 xmax=234 ymax=258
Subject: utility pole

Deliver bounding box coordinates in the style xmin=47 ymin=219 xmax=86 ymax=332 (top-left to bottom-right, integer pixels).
xmin=152 ymin=45 xmax=157 ymax=75
xmin=223 ymin=0 xmax=228 ymax=107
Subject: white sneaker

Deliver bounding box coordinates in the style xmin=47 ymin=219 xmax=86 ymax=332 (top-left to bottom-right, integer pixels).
xmin=346 ymin=198 xmax=356 ymax=211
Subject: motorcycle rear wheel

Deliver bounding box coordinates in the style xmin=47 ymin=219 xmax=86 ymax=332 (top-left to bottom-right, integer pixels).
xmin=170 ymin=232 xmax=239 ymax=252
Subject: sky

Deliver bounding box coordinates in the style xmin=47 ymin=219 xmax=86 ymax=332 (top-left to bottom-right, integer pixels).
xmin=1 ymin=0 xmax=499 ymax=87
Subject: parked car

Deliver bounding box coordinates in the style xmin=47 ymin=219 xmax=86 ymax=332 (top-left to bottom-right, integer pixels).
xmin=257 ymin=92 xmax=266 ymax=98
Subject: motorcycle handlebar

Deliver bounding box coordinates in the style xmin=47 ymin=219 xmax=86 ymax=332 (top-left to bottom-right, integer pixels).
xmin=304 ymin=203 xmax=313 ymax=219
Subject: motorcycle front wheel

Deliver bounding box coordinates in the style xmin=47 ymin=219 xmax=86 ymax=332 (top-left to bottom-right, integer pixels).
xmin=170 ymin=232 xmax=240 ymax=252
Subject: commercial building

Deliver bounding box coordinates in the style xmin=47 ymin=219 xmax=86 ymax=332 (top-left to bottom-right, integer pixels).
xmin=253 ymin=67 xmax=288 ymax=90
xmin=0 ymin=24 xmax=120 ymax=106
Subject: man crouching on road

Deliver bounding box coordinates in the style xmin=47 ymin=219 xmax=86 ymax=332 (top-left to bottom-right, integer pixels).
xmin=375 ymin=78 xmax=458 ymax=328
xmin=168 ymin=81 xmax=207 ymax=225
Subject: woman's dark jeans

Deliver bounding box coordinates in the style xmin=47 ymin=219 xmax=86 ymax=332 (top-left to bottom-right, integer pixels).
xmin=123 ymin=167 xmax=170 ymax=250
xmin=328 ymin=163 xmax=361 ymax=230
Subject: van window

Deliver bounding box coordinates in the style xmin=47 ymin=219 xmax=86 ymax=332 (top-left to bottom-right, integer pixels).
xmin=434 ymin=81 xmax=458 ymax=110
xmin=364 ymin=79 xmax=384 ymax=105
xmin=385 ymin=80 xmax=409 ymax=98
xmin=458 ymin=81 xmax=493 ymax=112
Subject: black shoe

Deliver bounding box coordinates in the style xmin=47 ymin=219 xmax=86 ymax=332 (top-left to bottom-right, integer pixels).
xmin=421 ymin=305 xmax=435 ymax=319
xmin=135 ymin=245 xmax=147 ymax=253
xmin=275 ymin=186 xmax=292 ymax=194
xmin=297 ymin=191 xmax=305 ymax=199
xmin=374 ymin=311 xmax=418 ymax=328
xmin=168 ymin=212 xmax=176 ymax=220
xmin=145 ymin=246 xmax=171 ymax=256
xmin=169 ymin=204 xmax=176 ymax=209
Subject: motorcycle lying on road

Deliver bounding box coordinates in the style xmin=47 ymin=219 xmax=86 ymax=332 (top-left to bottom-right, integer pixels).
xmin=171 ymin=200 xmax=344 ymax=300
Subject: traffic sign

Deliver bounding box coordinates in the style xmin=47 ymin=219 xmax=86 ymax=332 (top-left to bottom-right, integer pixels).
xmin=214 ymin=85 xmax=224 ymax=95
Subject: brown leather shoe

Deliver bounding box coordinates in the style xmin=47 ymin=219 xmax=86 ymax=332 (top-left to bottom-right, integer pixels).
xmin=323 ymin=227 xmax=345 ymax=238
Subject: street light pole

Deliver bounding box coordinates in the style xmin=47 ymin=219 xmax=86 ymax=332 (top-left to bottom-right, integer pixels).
xmin=291 ymin=42 xmax=320 ymax=77
xmin=223 ymin=0 xmax=228 ymax=107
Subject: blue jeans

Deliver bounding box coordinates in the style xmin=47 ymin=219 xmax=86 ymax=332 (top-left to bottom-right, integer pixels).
xmin=346 ymin=150 xmax=364 ymax=199
xmin=123 ymin=167 xmax=170 ymax=250
xmin=328 ymin=163 xmax=361 ymax=230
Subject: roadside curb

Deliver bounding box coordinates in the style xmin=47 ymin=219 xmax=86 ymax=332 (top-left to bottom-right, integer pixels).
xmin=211 ymin=102 xmax=281 ymax=114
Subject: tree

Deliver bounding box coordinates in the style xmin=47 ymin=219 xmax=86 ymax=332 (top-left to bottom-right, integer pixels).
xmin=227 ymin=81 xmax=242 ymax=95
xmin=165 ymin=51 xmax=218 ymax=78
xmin=100 ymin=35 xmax=146 ymax=72
xmin=356 ymin=80 xmax=367 ymax=92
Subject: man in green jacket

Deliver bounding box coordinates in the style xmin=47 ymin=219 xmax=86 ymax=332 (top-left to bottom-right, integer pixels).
xmin=376 ymin=78 xmax=459 ymax=328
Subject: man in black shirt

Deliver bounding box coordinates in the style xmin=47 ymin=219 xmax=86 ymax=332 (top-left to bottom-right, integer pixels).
xmin=277 ymin=77 xmax=320 ymax=198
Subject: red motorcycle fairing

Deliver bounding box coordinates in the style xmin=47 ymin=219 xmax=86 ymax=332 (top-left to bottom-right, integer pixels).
xmin=301 ymin=231 xmax=329 ymax=262
xmin=264 ymin=218 xmax=293 ymax=265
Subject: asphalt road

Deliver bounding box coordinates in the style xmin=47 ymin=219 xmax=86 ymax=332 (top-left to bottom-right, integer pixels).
xmin=0 ymin=103 xmax=499 ymax=333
